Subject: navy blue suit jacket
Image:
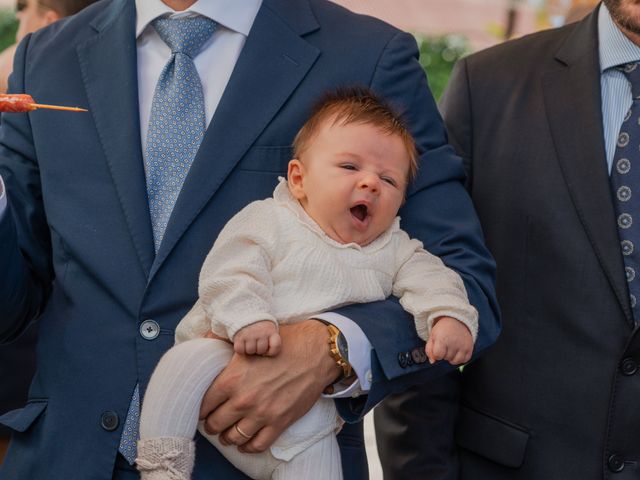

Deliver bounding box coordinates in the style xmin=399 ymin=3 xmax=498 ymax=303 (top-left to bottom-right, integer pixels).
xmin=0 ymin=0 xmax=499 ymax=478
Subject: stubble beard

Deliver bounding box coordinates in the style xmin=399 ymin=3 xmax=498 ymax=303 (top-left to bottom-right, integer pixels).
xmin=604 ymin=0 xmax=640 ymax=38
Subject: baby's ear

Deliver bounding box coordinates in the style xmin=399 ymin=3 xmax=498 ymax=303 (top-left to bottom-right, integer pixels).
xmin=287 ymin=159 xmax=306 ymax=200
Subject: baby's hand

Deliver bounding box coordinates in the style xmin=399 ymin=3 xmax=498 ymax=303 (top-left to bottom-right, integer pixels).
xmin=233 ymin=320 xmax=281 ymax=356
xmin=425 ymin=316 xmax=473 ymax=366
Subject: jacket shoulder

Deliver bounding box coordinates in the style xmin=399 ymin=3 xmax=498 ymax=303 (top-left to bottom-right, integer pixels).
xmin=307 ymin=0 xmax=405 ymax=46
xmin=464 ymin=21 xmax=581 ymax=74
xmin=26 ymin=0 xmax=122 ymax=49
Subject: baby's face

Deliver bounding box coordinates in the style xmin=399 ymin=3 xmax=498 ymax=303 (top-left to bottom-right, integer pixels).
xmin=290 ymin=120 xmax=409 ymax=246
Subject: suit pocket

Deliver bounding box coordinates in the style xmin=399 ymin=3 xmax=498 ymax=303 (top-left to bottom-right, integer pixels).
xmin=456 ymin=405 xmax=530 ymax=468
xmin=0 ymin=400 xmax=47 ymax=432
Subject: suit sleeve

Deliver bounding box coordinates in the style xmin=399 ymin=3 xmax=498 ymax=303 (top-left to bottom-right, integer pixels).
xmin=372 ymin=55 xmax=489 ymax=480
xmin=334 ymin=34 xmax=500 ymax=422
xmin=0 ymin=34 xmax=53 ymax=343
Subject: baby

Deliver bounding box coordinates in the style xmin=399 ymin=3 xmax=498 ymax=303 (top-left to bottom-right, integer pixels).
xmin=136 ymin=87 xmax=478 ymax=480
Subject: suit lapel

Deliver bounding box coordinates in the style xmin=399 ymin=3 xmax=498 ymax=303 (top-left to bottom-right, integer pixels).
xmin=542 ymin=9 xmax=634 ymax=325
xmin=76 ymin=0 xmax=155 ymax=278
xmin=149 ymin=0 xmax=320 ymax=279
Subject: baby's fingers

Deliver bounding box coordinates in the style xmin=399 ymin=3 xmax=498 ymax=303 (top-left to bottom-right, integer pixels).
xmin=445 ymin=346 xmax=462 ymax=365
xmin=244 ymin=339 xmax=257 ymax=355
xmin=427 ymin=337 xmax=447 ymax=364
xmin=255 ymin=337 xmax=269 ymax=355
xmin=266 ymin=333 xmax=282 ymax=356
xmin=233 ymin=340 xmax=246 ymax=355
xmin=450 ymin=348 xmax=472 ymax=366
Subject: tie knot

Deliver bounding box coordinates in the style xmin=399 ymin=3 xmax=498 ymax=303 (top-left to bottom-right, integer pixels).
xmin=619 ymin=62 xmax=640 ymax=100
xmin=153 ymin=16 xmax=216 ymax=58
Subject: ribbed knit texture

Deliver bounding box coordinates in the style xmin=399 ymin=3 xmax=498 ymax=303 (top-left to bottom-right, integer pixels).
xmin=176 ymin=180 xmax=478 ymax=345
xmin=140 ymin=339 xmax=232 ymax=440
xmin=140 ymin=338 xmax=342 ymax=479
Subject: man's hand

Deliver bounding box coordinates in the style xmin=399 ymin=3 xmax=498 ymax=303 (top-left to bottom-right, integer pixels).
xmin=233 ymin=320 xmax=281 ymax=356
xmin=425 ymin=316 xmax=473 ymax=365
xmin=199 ymin=320 xmax=341 ymax=453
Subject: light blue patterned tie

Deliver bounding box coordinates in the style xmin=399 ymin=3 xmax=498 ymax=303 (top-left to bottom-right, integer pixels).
xmin=146 ymin=15 xmax=217 ymax=251
xmin=118 ymin=16 xmax=216 ymax=465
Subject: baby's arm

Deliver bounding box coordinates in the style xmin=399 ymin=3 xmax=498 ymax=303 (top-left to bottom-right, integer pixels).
xmin=177 ymin=201 xmax=281 ymax=351
xmin=392 ymin=234 xmax=478 ymax=366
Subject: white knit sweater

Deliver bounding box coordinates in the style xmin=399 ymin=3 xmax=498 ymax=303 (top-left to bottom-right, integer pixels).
xmin=176 ymin=180 xmax=478 ymax=345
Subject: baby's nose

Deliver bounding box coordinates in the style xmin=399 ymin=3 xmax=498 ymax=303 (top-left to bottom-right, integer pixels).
xmin=358 ymin=173 xmax=380 ymax=192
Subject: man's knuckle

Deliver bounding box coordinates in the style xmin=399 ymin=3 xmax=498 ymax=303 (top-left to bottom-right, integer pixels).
xmin=252 ymin=440 xmax=268 ymax=452
xmin=235 ymin=392 xmax=257 ymax=411
xmin=205 ymin=418 xmax=220 ymax=434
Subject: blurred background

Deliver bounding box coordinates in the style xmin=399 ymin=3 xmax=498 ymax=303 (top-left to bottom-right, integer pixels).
xmin=332 ymin=0 xmax=599 ymax=98
xmin=0 ymin=0 xmax=599 ymax=97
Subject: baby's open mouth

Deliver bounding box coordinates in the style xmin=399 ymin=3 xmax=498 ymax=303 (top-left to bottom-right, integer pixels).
xmin=350 ymin=204 xmax=368 ymax=222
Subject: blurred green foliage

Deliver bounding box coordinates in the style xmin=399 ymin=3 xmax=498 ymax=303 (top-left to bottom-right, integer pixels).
xmin=416 ymin=34 xmax=470 ymax=100
xmin=0 ymin=8 xmax=17 ymax=53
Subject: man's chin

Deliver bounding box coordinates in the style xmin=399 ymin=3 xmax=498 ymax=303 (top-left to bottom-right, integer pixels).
xmin=606 ymin=0 xmax=640 ymax=38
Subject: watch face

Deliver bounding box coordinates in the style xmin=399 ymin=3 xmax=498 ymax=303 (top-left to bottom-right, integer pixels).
xmin=337 ymin=332 xmax=349 ymax=360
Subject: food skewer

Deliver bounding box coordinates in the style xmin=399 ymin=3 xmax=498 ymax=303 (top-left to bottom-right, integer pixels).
xmin=28 ymin=103 xmax=87 ymax=112
xmin=0 ymin=94 xmax=87 ymax=113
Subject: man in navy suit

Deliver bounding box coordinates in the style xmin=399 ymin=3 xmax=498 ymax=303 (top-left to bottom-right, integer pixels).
xmin=0 ymin=0 xmax=499 ymax=478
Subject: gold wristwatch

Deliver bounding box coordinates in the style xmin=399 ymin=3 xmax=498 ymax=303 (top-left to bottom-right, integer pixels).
xmin=326 ymin=324 xmax=353 ymax=380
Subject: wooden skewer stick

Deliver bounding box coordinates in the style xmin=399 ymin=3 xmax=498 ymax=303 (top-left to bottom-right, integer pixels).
xmin=28 ymin=103 xmax=88 ymax=112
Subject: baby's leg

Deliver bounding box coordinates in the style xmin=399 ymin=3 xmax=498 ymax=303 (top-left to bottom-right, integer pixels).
xmin=137 ymin=338 xmax=233 ymax=479
xmin=272 ymin=434 xmax=343 ymax=480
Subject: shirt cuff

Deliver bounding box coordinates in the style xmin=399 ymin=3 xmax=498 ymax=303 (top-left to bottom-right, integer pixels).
xmin=314 ymin=311 xmax=373 ymax=398
xmin=0 ymin=175 xmax=6 ymax=215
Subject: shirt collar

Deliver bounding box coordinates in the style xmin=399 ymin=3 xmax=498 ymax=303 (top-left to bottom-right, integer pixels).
xmin=598 ymin=3 xmax=640 ymax=72
xmin=272 ymin=178 xmax=400 ymax=252
xmin=135 ymin=0 xmax=262 ymax=39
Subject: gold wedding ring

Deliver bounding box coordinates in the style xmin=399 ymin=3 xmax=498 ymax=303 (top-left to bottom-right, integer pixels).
xmin=234 ymin=423 xmax=253 ymax=440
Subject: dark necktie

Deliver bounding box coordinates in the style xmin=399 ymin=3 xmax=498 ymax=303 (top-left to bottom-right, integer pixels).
xmin=610 ymin=62 xmax=640 ymax=323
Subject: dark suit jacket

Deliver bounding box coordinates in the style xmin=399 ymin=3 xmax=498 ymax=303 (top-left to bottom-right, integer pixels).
xmin=0 ymin=0 xmax=498 ymax=478
xmin=0 ymin=326 xmax=37 ymax=438
xmin=437 ymin=7 xmax=638 ymax=479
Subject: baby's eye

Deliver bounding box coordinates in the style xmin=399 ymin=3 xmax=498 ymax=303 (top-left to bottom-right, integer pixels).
xmin=381 ymin=176 xmax=397 ymax=187
xmin=340 ymin=164 xmax=357 ymax=171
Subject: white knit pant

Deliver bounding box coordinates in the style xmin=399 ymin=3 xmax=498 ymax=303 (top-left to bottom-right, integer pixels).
xmin=138 ymin=338 xmax=343 ymax=480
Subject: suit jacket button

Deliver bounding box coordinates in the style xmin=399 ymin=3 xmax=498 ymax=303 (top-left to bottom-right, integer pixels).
xmin=608 ymin=454 xmax=625 ymax=473
xmin=621 ymin=357 xmax=637 ymax=376
xmin=411 ymin=348 xmax=424 ymax=364
xmin=405 ymin=351 xmax=414 ymax=366
xmin=100 ymin=411 xmax=119 ymax=431
xmin=398 ymin=352 xmax=408 ymax=368
xmin=140 ymin=319 xmax=160 ymax=340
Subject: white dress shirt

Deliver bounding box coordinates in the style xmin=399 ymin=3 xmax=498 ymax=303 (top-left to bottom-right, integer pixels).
xmin=135 ymin=0 xmax=261 ymax=152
